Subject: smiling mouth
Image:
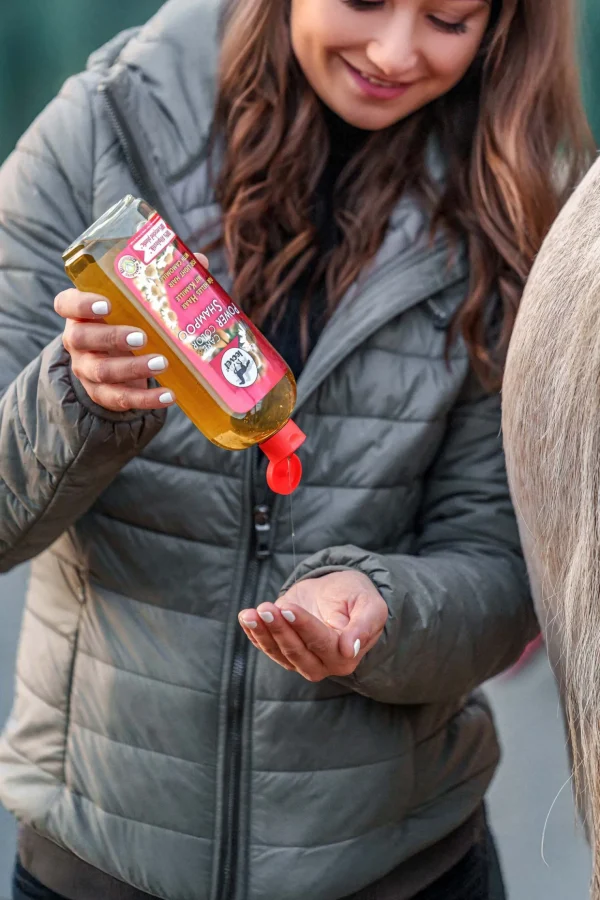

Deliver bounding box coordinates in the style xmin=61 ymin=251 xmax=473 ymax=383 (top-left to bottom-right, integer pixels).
xmin=343 ymin=59 xmax=409 ymax=89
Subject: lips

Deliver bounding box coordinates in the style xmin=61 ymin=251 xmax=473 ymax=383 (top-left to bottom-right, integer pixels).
xmin=357 ymin=69 xmax=402 ymax=88
xmin=342 ymin=58 xmax=412 ymax=100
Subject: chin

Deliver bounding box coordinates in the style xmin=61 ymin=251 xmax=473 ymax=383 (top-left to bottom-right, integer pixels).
xmin=336 ymin=105 xmax=404 ymax=131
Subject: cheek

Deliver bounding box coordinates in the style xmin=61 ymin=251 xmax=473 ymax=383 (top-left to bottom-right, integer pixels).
xmin=423 ymin=34 xmax=484 ymax=86
xmin=290 ymin=8 xmax=322 ymax=80
xmin=290 ymin=0 xmax=361 ymax=62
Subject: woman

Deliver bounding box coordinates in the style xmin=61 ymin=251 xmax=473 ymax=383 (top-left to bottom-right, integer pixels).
xmin=503 ymin=158 xmax=600 ymax=898
xmin=0 ymin=0 xmax=591 ymax=899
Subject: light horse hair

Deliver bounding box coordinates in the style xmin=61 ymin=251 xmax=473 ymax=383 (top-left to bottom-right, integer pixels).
xmin=503 ymin=154 xmax=600 ymax=897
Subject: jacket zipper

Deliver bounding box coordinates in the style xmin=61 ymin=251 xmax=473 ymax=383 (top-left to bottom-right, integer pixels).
xmin=100 ymin=81 xmax=275 ymax=900
xmin=218 ymin=451 xmax=274 ymax=900
xmin=99 ymin=83 xmax=164 ymax=214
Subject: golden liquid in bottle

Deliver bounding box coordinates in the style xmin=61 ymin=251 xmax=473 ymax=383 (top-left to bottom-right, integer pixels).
xmin=63 ymin=200 xmax=296 ymax=451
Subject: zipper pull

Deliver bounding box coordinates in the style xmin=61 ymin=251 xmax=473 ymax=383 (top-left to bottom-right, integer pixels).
xmin=253 ymin=504 xmax=271 ymax=560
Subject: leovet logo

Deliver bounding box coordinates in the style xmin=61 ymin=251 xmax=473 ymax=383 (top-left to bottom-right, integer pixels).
xmin=132 ymin=215 xmax=175 ymax=264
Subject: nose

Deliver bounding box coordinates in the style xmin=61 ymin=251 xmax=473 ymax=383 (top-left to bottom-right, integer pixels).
xmin=365 ymin=12 xmax=419 ymax=78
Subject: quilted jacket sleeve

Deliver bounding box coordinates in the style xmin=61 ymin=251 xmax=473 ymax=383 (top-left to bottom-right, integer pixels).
xmin=0 ymin=73 xmax=164 ymax=574
xmin=282 ymin=375 xmax=538 ymax=704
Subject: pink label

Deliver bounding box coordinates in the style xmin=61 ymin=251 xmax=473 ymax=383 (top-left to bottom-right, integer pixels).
xmin=114 ymin=214 xmax=287 ymax=415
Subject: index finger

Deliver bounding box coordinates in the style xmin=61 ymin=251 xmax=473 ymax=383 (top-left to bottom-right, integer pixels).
xmin=54 ymin=289 xmax=112 ymax=321
xmin=253 ymin=603 xmax=329 ymax=681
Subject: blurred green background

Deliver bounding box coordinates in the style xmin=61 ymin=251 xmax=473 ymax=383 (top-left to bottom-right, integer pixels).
xmin=0 ymin=0 xmax=598 ymax=165
xmin=0 ymin=0 xmax=163 ymax=163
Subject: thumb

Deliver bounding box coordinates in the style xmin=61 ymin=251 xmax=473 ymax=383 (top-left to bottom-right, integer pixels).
xmin=338 ymin=591 xmax=387 ymax=661
xmin=194 ymin=252 xmax=210 ymax=268
xmin=324 ymin=609 xmax=351 ymax=632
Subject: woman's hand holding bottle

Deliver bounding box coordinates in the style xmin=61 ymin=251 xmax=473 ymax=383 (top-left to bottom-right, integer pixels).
xmin=54 ymin=253 xmax=209 ymax=413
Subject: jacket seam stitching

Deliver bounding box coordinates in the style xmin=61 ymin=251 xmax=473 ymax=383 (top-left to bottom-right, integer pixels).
xmin=10 ymin=145 xmax=56 ymax=168
xmin=166 ymin=143 xmax=211 ymax=185
xmin=38 ymin=127 xmax=89 ymax=223
xmin=94 ymin=137 xmax=120 ymax=171
xmin=0 ymin=264 xmax=53 ymax=275
xmin=68 ymin=786 xmax=212 ymax=842
xmin=48 ymin=548 xmax=86 ymax=573
xmin=409 ymin=762 xmax=497 ymax=817
xmin=85 ymin=580 xmax=230 ymax=624
xmin=252 ymin=753 xmax=408 ymax=774
xmin=62 ymin=600 xmax=85 ymax=785
xmin=15 ymin=671 xmax=65 ymax=715
xmin=364 ymin=345 xmax=467 ymax=362
xmin=248 ymin=820 xmax=398 ymax=851
xmin=55 ymin=90 xmax=90 ymax=112
xmin=13 ymin=398 xmax=53 ymax=477
xmin=0 ymin=473 xmax=24 ymax=524
xmin=303 ymin=411 xmax=444 ymax=425
xmin=90 ymin=510 xmax=239 ymax=550
xmin=24 ymin=605 xmax=74 ymax=643
xmin=273 ymin=544 xmax=413 ymax=558
xmin=252 ymin=692 xmax=353 ymax=704
xmin=283 ymin=482 xmax=411 ymax=492
xmin=20 ymin=821 xmax=172 ymax=900
xmin=2 ymin=736 xmax=62 ymax=781
xmin=0 ymin=207 xmax=67 ymax=230
xmin=76 ymin=646 xmax=219 ymax=698
xmin=136 ymin=453 xmax=243 ymax=481
xmin=248 ymin=764 xmax=493 ymax=851
xmin=69 ymin=718 xmax=215 ymax=769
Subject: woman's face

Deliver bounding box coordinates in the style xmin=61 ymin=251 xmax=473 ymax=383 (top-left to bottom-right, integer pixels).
xmin=290 ymin=0 xmax=491 ymax=130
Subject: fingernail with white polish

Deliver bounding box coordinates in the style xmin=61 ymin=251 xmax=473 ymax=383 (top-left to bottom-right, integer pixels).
xmin=258 ymin=611 xmax=274 ymax=624
xmin=281 ymin=610 xmax=296 ymax=624
xmin=126 ymin=331 xmax=145 ymax=348
xmin=353 ymin=639 xmax=361 ymax=658
xmin=242 ymin=618 xmax=258 ymax=630
xmin=159 ymin=391 xmax=174 ymax=404
xmin=148 ymin=355 xmax=167 ymax=372
xmin=91 ymin=300 xmax=109 ymax=316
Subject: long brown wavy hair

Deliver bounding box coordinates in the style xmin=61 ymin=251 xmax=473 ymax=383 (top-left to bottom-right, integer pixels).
xmin=209 ymin=0 xmax=593 ymax=388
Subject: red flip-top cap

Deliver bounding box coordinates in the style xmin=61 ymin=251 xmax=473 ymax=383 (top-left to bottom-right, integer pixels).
xmin=260 ymin=420 xmax=306 ymax=495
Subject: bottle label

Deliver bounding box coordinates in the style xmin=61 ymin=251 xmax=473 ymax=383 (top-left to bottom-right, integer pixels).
xmin=114 ymin=214 xmax=287 ymax=415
